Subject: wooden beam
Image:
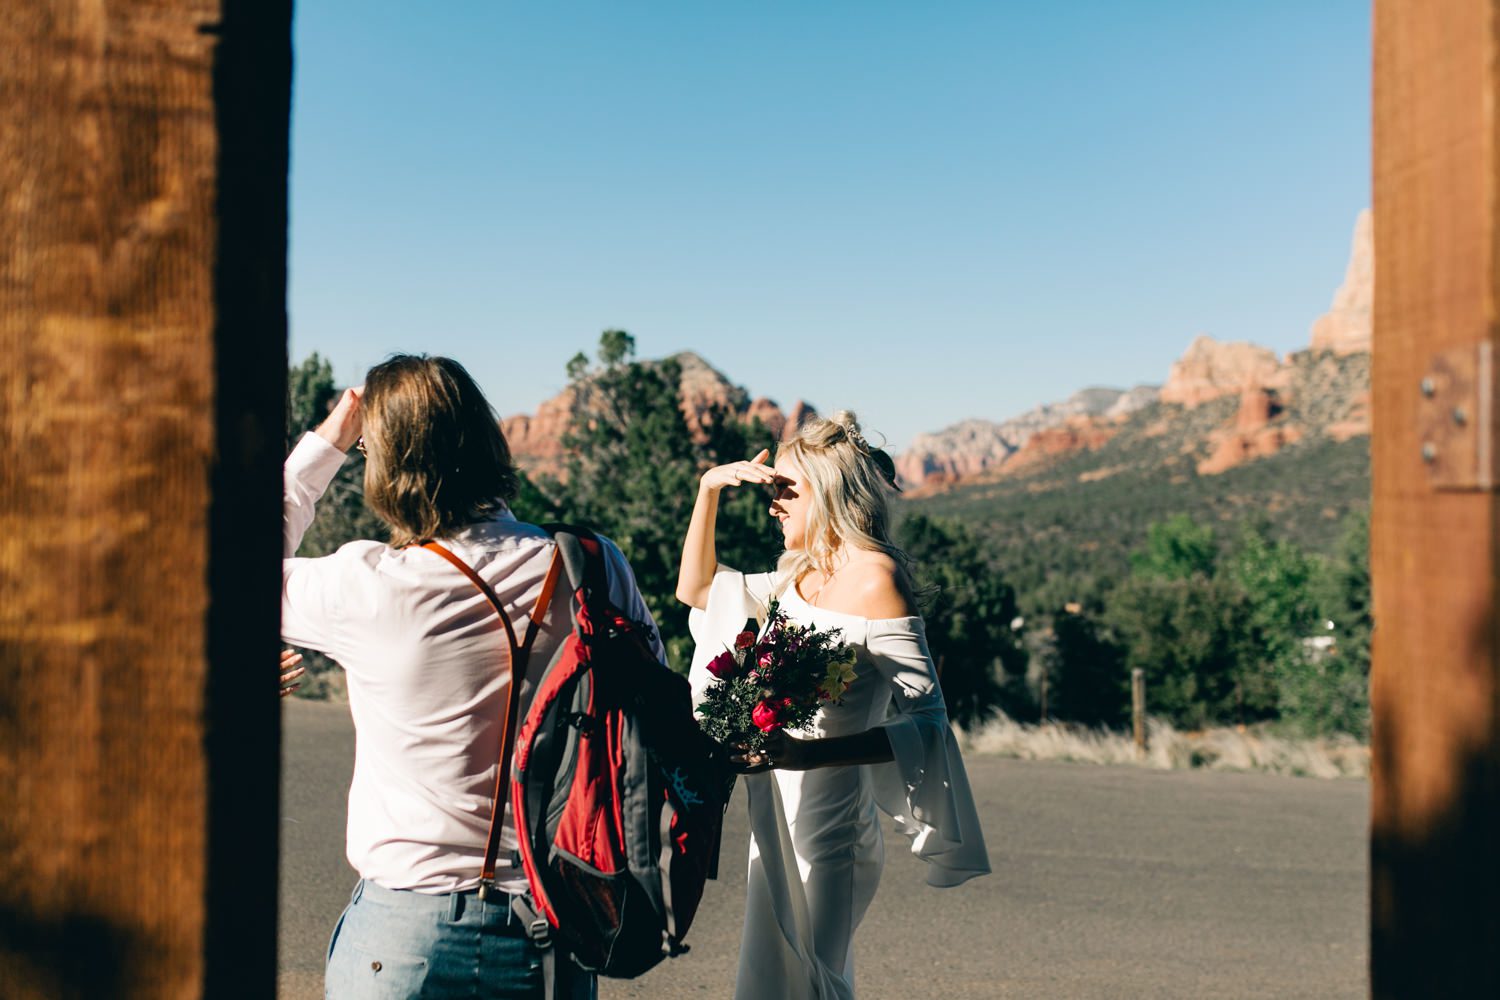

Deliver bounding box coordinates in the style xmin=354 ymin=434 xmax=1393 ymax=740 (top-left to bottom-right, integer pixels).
xmin=1371 ymin=0 xmax=1500 ymax=996
xmin=0 ymin=2 xmax=290 ymax=996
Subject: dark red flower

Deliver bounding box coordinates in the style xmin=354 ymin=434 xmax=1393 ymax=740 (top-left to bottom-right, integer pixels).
xmin=707 ymin=650 xmax=739 ymax=680
xmin=734 ymin=630 xmax=757 ymax=650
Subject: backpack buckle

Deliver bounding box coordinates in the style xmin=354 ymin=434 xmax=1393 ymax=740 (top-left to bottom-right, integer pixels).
xmin=565 ymin=711 xmax=599 ymax=737
xmin=511 ymin=894 xmax=554 ymax=949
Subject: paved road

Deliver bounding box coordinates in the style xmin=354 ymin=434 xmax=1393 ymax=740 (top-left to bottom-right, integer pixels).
xmin=280 ymin=701 xmax=1368 ymax=999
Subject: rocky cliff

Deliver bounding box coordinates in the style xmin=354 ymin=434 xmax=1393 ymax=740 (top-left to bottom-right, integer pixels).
xmin=501 ymin=352 xmax=816 ymax=477
xmin=1309 ymin=209 xmax=1373 ymax=356
xmin=897 ymin=209 xmax=1373 ymax=489
xmin=1157 ymin=336 xmax=1283 ymax=408
xmin=502 ymin=210 xmax=1372 ymax=490
xmin=894 ymin=385 xmax=1159 ymax=489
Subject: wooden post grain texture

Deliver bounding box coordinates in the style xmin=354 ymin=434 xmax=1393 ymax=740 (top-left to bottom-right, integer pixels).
xmin=0 ymin=2 xmax=290 ymax=996
xmin=1371 ymin=0 xmax=1500 ymax=996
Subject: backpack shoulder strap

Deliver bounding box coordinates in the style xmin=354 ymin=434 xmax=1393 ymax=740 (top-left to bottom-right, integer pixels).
xmin=542 ymin=523 xmax=611 ymax=606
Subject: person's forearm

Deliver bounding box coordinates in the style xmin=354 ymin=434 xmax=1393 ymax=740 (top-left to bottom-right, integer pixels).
xmin=801 ymin=727 xmax=894 ymax=769
xmin=675 ymin=482 xmax=721 ymax=609
xmin=283 ymin=434 xmax=346 ymax=557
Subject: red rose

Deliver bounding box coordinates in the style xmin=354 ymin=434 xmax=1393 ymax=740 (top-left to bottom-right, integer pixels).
xmin=707 ymin=651 xmax=739 ymax=680
xmin=734 ymin=630 xmax=757 ymax=650
xmin=751 ymin=700 xmax=784 ymax=732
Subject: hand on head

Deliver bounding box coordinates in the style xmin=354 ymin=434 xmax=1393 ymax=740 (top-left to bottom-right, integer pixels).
xmin=314 ymin=386 xmax=364 ymax=453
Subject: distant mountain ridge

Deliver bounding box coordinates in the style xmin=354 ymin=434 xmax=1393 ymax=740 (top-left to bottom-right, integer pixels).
xmin=895 ymin=209 xmax=1373 ymax=493
xmin=893 ymin=384 xmax=1160 ymax=488
xmin=500 ymin=209 xmax=1372 ymax=494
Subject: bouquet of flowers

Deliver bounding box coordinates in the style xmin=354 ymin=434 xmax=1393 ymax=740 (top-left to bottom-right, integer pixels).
xmin=696 ymin=599 xmax=858 ymax=752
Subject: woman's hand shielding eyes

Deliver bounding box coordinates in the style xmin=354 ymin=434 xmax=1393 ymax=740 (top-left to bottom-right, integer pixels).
xmin=700 ymin=448 xmax=783 ymax=494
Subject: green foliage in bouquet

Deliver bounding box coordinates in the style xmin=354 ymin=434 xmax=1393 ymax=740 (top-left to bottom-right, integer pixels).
xmin=697 ymin=600 xmax=857 ymax=752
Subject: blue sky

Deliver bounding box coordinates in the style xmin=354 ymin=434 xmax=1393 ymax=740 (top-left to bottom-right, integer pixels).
xmin=290 ymin=1 xmax=1370 ymax=452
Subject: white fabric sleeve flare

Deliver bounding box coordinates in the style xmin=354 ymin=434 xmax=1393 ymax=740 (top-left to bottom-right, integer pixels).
xmin=686 ymin=566 xmax=777 ymax=705
xmin=865 ymin=618 xmax=992 ymax=888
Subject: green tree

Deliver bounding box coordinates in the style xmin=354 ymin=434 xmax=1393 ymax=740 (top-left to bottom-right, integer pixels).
xmin=287 ymin=352 xmax=339 ymax=450
xmin=1045 ymin=609 xmax=1128 ymax=728
xmin=1285 ymin=510 xmax=1371 ymax=736
xmin=899 ymin=514 xmax=1028 ymax=728
xmin=1131 ymin=513 xmax=1218 ymax=580
xmin=1226 ymin=522 xmax=1323 ymax=724
xmin=1105 ymin=571 xmax=1252 ymax=730
xmin=541 ymin=332 xmax=778 ymax=671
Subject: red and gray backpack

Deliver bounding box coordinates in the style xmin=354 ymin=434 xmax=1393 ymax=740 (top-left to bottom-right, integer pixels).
xmin=421 ymin=525 xmax=731 ymax=992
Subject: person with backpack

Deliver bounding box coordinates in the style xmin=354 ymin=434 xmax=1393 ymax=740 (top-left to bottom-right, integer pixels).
xmin=677 ymin=410 xmax=991 ymax=1000
xmin=282 ymin=354 xmax=667 ymax=999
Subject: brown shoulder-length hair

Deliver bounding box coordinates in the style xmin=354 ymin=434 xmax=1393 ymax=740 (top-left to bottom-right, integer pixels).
xmin=361 ymin=354 xmax=519 ymax=546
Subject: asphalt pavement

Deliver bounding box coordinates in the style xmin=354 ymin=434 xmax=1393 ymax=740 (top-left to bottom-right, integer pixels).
xmin=279 ymin=700 xmax=1368 ymax=1000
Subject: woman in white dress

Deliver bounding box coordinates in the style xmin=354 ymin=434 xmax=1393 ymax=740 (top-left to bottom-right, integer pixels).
xmin=676 ymin=411 xmax=990 ymax=1000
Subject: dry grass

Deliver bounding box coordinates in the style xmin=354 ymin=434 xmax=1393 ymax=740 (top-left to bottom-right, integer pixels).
xmin=958 ymin=714 xmax=1369 ymax=780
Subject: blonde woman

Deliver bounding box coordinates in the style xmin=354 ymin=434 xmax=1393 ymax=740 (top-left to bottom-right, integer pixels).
xmin=676 ymin=411 xmax=990 ymax=1000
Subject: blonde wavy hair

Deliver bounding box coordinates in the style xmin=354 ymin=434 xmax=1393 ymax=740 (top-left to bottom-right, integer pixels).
xmin=774 ymin=410 xmax=915 ymax=600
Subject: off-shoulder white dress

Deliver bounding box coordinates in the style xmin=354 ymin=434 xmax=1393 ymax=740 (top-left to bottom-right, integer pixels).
xmin=689 ymin=569 xmax=990 ymax=1000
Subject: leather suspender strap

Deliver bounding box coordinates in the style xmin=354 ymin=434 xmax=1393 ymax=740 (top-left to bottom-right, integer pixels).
xmin=419 ymin=541 xmax=563 ymax=894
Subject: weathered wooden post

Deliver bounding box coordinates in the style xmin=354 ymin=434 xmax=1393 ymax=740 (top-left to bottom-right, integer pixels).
xmin=1371 ymin=0 xmax=1500 ymax=995
xmin=0 ymin=2 xmax=291 ymax=996
xmin=1131 ymin=668 xmax=1146 ymax=758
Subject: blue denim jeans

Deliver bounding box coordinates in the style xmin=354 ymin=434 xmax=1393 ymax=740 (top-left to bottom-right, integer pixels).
xmin=325 ymin=879 xmax=597 ymax=999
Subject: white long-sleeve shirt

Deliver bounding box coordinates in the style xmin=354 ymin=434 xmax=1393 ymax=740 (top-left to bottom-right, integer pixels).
xmin=282 ymin=432 xmax=664 ymax=893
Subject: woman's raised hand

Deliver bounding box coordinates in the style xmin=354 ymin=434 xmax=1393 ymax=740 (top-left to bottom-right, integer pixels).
xmin=314 ymin=386 xmax=364 ymax=453
xmin=701 ymin=448 xmax=776 ymax=493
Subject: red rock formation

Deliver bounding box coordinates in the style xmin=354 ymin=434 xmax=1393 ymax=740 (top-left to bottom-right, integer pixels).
xmin=1159 ymin=336 xmax=1283 ymax=408
xmin=1001 ymin=416 xmax=1117 ymax=473
xmin=1309 ymin=210 xmax=1373 ymax=356
xmin=1196 ymin=386 xmax=1300 ymax=475
xmin=501 ymin=386 xmax=577 ymax=477
xmin=1233 ymin=386 xmax=1286 ymax=431
xmin=1197 ymin=425 xmax=1305 ymax=476
xmin=500 ymin=355 xmax=815 ymax=476
xmin=746 ymin=397 xmax=787 ymax=440
xmin=782 ymin=401 xmax=819 ymax=440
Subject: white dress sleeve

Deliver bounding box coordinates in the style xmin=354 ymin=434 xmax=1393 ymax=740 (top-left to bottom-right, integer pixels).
xmin=686 ymin=567 xmax=778 ymax=706
xmin=865 ymin=618 xmax=992 ymax=888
